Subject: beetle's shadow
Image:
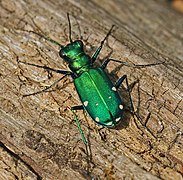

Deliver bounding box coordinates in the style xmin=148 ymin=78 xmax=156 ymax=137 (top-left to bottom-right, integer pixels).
xmin=82 ymin=61 xmax=140 ymax=177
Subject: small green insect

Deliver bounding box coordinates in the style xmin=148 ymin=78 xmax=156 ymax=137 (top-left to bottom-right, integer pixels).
xmin=20 ymin=13 xmax=163 ymax=144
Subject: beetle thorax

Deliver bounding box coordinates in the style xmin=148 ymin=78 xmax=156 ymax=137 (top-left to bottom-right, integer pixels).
xmin=59 ymin=40 xmax=91 ymax=74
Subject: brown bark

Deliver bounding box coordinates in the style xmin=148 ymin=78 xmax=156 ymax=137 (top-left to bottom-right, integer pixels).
xmin=0 ymin=0 xmax=182 ymax=179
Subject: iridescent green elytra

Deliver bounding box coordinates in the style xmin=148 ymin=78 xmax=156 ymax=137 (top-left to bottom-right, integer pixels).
xmin=74 ymin=68 xmax=123 ymax=127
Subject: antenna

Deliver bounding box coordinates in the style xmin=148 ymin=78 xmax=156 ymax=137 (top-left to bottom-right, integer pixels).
xmin=67 ymin=13 xmax=73 ymax=43
xmin=28 ymin=31 xmax=64 ymax=48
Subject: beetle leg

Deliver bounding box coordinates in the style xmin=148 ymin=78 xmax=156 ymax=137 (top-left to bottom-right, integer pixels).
xmin=71 ymin=105 xmax=84 ymax=110
xmin=103 ymin=58 xmax=165 ymax=68
xmin=18 ymin=60 xmax=72 ymax=75
xmin=91 ymin=25 xmax=115 ymax=64
xmin=100 ymin=50 xmax=113 ymax=69
xmin=115 ymin=75 xmax=127 ymax=89
xmin=115 ymin=75 xmax=135 ymax=113
xmin=71 ymin=109 xmax=87 ymax=145
xmin=23 ymin=74 xmax=68 ymax=97
xmin=100 ymin=57 xmax=110 ymax=69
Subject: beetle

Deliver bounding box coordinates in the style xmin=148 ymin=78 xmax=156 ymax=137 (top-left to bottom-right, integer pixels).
xmin=19 ymin=13 xmax=163 ymax=143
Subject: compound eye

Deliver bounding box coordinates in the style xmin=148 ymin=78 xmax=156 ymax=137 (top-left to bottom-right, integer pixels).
xmin=76 ymin=40 xmax=83 ymax=47
xmin=59 ymin=49 xmax=66 ymax=58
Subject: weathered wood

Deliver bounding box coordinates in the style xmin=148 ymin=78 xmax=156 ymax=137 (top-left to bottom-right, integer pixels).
xmin=0 ymin=0 xmax=182 ymax=179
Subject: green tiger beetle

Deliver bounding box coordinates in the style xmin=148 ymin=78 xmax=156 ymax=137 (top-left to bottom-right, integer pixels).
xmin=19 ymin=13 xmax=164 ymax=145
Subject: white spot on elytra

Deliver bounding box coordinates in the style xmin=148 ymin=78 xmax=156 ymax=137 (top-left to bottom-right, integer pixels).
xmin=115 ymin=117 xmax=121 ymax=122
xmin=112 ymin=87 xmax=117 ymax=91
xmin=96 ymin=103 xmax=98 ymax=106
xmin=95 ymin=117 xmax=100 ymax=122
xmin=119 ymin=104 xmax=123 ymax=110
xmin=106 ymin=122 xmax=113 ymax=126
xmin=84 ymin=101 xmax=88 ymax=107
xmin=108 ymin=96 xmax=112 ymax=99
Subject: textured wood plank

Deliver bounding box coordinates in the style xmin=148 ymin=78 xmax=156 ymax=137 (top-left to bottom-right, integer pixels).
xmin=0 ymin=0 xmax=182 ymax=179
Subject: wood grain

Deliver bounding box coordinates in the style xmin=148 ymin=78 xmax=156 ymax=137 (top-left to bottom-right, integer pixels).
xmin=0 ymin=0 xmax=182 ymax=179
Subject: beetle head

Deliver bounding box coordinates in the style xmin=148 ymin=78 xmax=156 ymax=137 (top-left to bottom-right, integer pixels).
xmin=59 ymin=40 xmax=90 ymax=72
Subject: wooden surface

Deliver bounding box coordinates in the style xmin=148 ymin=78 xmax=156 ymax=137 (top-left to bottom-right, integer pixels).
xmin=0 ymin=0 xmax=182 ymax=179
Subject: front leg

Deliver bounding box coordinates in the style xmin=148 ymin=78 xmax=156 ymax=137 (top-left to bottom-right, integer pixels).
xmin=101 ymin=58 xmax=165 ymax=69
xmin=17 ymin=59 xmax=74 ymax=97
xmin=18 ymin=60 xmax=72 ymax=75
xmin=91 ymin=25 xmax=115 ymax=64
